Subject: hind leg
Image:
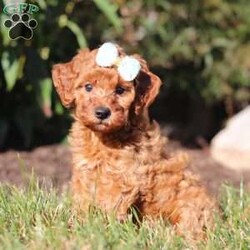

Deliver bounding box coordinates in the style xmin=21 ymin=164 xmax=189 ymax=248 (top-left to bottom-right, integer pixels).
xmin=167 ymin=181 xmax=217 ymax=241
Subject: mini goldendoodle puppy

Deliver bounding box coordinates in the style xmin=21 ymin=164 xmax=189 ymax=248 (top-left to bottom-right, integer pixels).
xmin=52 ymin=42 xmax=217 ymax=240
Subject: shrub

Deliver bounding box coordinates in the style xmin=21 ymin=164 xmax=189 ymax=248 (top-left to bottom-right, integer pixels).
xmin=0 ymin=0 xmax=249 ymax=148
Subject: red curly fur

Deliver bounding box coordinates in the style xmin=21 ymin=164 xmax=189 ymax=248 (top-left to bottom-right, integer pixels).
xmin=52 ymin=44 xmax=217 ymax=241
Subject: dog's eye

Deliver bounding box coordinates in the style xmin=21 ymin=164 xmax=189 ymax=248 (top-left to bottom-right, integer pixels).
xmin=85 ymin=83 xmax=93 ymax=92
xmin=115 ymin=86 xmax=126 ymax=95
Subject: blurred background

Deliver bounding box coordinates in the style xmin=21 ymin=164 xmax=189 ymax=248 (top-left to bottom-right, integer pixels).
xmin=0 ymin=0 xmax=249 ymax=150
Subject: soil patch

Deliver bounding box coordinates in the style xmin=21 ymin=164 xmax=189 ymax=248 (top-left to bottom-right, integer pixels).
xmin=0 ymin=142 xmax=249 ymax=195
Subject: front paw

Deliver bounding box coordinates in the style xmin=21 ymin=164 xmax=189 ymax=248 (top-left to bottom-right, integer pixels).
xmin=117 ymin=213 xmax=128 ymax=223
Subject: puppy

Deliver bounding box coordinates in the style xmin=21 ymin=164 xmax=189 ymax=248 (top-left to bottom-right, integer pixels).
xmin=52 ymin=43 xmax=217 ymax=240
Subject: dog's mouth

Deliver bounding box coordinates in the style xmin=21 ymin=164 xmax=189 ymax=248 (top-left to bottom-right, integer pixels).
xmin=88 ymin=120 xmax=111 ymax=133
xmin=87 ymin=119 xmax=125 ymax=134
xmin=97 ymin=120 xmax=108 ymax=127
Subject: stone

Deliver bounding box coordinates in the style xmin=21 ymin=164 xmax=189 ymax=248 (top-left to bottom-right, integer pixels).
xmin=211 ymin=106 xmax=250 ymax=170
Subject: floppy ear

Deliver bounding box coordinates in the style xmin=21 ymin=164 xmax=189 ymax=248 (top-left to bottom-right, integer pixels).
xmin=52 ymin=49 xmax=90 ymax=108
xmin=133 ymin=55 xmax=162 ymax=115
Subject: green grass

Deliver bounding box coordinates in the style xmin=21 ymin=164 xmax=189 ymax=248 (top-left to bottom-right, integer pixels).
xmin=0 ymin=177 xmax=250 ymax=250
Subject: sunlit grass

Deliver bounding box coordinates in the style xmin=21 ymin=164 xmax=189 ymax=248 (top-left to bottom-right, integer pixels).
xmin=0 ymin=177 xmax=249 ymax=250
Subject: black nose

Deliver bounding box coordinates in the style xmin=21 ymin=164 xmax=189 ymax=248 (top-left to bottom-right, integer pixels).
xmin=95 ymin=106 xmax=111 ymax=120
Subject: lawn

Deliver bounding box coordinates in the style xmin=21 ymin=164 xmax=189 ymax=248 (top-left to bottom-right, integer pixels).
xmin=0 ymin=176 xmax=249 ymax=250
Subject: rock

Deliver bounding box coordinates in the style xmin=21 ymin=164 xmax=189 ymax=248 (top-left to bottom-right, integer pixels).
xmin=211 ymin=106 xmax=250 ymax=170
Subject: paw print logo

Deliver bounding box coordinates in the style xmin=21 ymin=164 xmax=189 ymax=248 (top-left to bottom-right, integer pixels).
xmin=4 ymin=13 xmax=38 ymax=40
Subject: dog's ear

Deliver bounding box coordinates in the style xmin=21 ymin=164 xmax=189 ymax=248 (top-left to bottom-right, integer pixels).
xmin=133 ymin=55 xmax=162 ymax=115
xmin=52 ymin=49 xmax=90 ymax=108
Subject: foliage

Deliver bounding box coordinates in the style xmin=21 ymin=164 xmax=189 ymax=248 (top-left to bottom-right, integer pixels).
xmin=0 ymin=177 xmax=250 ymax=249
xmin=0 ymin=0 xmax=127 ymax=148
xmin=0 ymin=0 xmax=249 ymax=148
xmin=130 ymin=0 xmax=250 ymax=104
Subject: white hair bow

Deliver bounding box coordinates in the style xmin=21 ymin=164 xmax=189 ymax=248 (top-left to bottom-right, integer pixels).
xmin=95 ymin=42 xmax=141 ymax=81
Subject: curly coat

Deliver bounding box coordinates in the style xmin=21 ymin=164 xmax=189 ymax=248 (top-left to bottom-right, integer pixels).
xmin=52 ymin=44 xmax=217 ymax=241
